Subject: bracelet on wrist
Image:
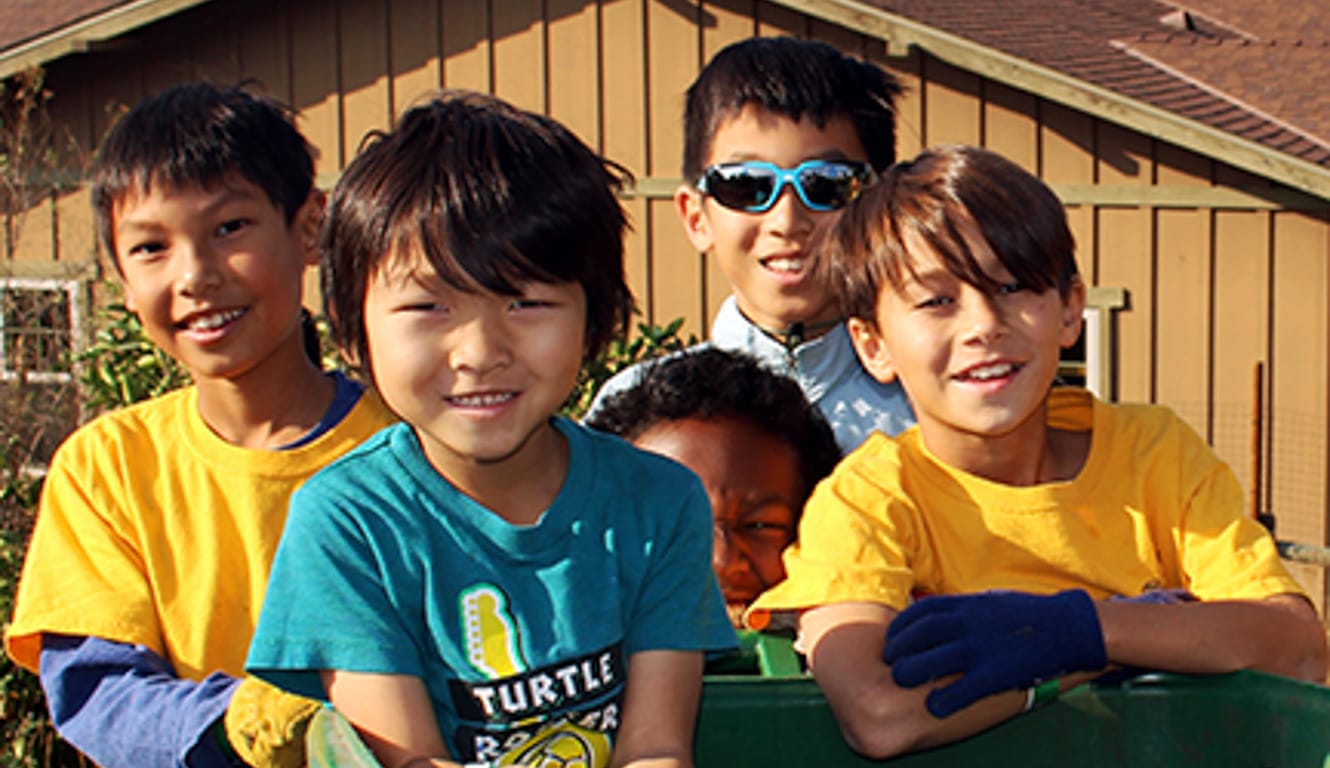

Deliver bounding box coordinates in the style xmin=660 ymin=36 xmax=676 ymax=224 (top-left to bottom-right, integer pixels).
xmin=1023 ymin=678 xmax=1060 ymax=713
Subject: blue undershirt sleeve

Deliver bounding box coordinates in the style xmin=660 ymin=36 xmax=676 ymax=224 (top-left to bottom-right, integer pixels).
xmin=39 ymin=634 xmax=241 ymax=768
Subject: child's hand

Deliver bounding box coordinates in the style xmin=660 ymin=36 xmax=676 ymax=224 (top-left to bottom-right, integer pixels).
xmin=225 ymin=676 xmax=323 ymax=768
xmin=882 ymin=590 xmax=1107 ymax=718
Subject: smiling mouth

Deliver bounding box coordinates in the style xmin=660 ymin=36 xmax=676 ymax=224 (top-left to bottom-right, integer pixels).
xmin=955 ymin=361 xmax=1021 ymax=382
xmin=178 ymin=307 xmax=246 ymax=331
xmin=760 ymin=255 xmax=808 ymax=274
xmin=447 ymin=392 xmax=516 ymax=407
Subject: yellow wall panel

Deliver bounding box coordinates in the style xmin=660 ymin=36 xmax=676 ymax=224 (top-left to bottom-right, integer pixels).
xmin=755 ymin=1 xmax=807 ymax=37
xmin=491 ymin=0 xmax=544 ymax=113
xmin=600 ymin=0 xmax=650 ymax=316
xmin=290 ymin=0 xmax=343 ymax=173
xmin=339 ymin=0 xmax=392 ymax=163
xmin=389 ymin=0 xmax=442 ymax=114
xmin=546 ymin=0 xmax=600 ymax=147
xmin=442 ymin=0 xmax=491 ymax=92
xmin=982 ymin=81 xmax=1037 ymax=172
xmin=239 ymin=2 xmax=291 ymax=100
xmin=922 ymin=57 xmax=980 ymax=146
xmin=1211 ymin=206 xmax=1269 ymax=508
xmin=1269 ymin=211 xmax=1329 ymax=607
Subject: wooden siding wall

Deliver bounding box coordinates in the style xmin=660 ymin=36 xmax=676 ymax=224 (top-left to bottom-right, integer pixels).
xmin=7 ymin=0 xmax=1330 ymax=606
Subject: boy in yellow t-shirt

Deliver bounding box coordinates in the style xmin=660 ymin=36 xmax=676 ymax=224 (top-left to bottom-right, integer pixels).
xmin=4 ymin=83 xmax=394 ymax=768
xmin=748 ymin=144 xmax=1326 ymax=760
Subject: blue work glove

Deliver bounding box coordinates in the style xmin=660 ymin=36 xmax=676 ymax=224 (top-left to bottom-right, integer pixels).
xmin=883 ymin=589 xmax=1108 ymax=718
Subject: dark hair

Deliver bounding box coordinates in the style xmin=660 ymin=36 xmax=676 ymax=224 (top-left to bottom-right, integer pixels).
xmin=682 ymin=36 xmax=903 ymax=182
xmin=91 ymin=81 xmax=315 ymax=267
xmin=821 ymin=144 xmax=1079 ymax=324
xmin=586 ymin=347 xmax=841 ymax=507
xmin=323 ymin=90 xmax=632 ymax=375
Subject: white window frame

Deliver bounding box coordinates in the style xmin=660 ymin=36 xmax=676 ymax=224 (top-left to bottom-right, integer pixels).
xmin=1058 ymin=286 xmax=1126 ymax=400
xmin=0 ymin=277 xmax=83 ymax=384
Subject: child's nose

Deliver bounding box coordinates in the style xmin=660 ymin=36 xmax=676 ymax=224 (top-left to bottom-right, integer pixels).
xmin=713 ymin=525 xmax=753 ymax=579
xmin=762 ymin=183 xmax=814 ymax=238
xmin=448 ymin=315 xmax=512 ymax=373
xmin=177 ymin=243 xmax=223 ymax=296
xmin=961 ymin=292 xmax=1007 ymax=343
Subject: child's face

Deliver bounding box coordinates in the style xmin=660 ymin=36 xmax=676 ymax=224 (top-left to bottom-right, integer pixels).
xmin=112 ymin=175 xmax=320 ymax=382
xmin=631 ymin=414 xmax=804 ymax=626
xmin=849 ymin=221 xmax=1085 ymax=459
xmin=676 ymin=104 xmax=869 ymax=332
xmin=361 ymin=248 xmax=586 ymax=476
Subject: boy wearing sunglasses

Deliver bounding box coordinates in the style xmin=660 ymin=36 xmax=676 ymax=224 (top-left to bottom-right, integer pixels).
xmin=587 ymin=36 xmax=914 ymax=453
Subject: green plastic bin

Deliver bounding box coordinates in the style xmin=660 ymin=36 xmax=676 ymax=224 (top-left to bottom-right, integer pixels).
xmin=696 ymin=636 xmax=1330 ymax=767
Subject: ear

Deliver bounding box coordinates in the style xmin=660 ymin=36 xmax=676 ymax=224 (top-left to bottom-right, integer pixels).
xmin=1059 ymin=277 xmax=1087 ymax=349
xmin=847 ymin=316 xmax=898 ymax=384
xmin=295 ymin=188 xmax=327 ymax=266
xmin=675 ymin=184 xmax=714 ymax=255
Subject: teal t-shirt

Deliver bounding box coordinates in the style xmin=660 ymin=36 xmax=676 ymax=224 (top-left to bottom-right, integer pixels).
xmin=247 ymin=417 xmax=735 ymax=765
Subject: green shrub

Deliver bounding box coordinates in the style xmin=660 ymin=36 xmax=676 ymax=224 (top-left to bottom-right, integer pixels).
xmin=78 ymin=304 xmax=190 ymax=412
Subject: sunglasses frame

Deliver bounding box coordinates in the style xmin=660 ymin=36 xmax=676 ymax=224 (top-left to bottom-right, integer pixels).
xmin=695 ymin=159 xmax=877 ymax=213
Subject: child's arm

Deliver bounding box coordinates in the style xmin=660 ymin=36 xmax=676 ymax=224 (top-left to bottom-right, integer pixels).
xmin=611 ymin=650 xmax=704 ymax=768
xmin=1096 ymin=593 xmax=1326 ymax=681
xmin=801 ymin=602 xmax=1036 ymax=760
xmin=322 ymin=669 xmax=452 ymax=768
xmin=38 ymin=635 xmax=240 ymax=768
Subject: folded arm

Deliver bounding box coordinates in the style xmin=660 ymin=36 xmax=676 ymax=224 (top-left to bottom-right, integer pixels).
xmin=39 ymin=634 xmax=240 ymax=768
xmin=1097 ymin=593 xmax=1326 ymax=681
xmin=800 ymin=603 xmax=1029 ymax=760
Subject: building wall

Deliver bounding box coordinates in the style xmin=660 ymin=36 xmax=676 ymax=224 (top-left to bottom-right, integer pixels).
xmin=6 ymin=0 xmax=1330 ymax=605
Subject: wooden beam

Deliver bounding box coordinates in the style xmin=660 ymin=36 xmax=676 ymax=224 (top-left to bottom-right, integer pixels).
xmin=0 ymin=0 xmax=216 ymax=80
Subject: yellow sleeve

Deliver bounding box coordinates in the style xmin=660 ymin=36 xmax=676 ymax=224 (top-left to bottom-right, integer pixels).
xmin=749 ymin=440 xmax=916 ymax=625
xmin=5 ymin=423 xmax=163 ymax=672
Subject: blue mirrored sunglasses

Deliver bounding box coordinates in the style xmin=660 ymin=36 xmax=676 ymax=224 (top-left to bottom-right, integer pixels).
xmin=696 ymin=159 xmax=877 ymax=213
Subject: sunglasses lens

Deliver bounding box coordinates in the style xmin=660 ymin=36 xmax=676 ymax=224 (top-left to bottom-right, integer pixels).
xmin=799 ymin=163 xmax=865 ymax=210
xmin=704 ymin=166 xmax=778 ymax=211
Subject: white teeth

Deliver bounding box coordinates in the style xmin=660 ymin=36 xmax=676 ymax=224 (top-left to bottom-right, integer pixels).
xmin=186 ymin=308 xmax=245 ymax=330
xmin=450 ymin=392 xmax=515 ymax=407
xmin=964 ymin=363 xmax=1017 ymax=381
xmin=763 ymin=257 xmax=806 ymax=273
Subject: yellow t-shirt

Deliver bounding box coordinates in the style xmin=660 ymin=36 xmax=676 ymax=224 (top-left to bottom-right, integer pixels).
xmin=5 ymin=385 xmax=395 ymax=678
xmin=749 ymin=388 xmax=1304 ymax=624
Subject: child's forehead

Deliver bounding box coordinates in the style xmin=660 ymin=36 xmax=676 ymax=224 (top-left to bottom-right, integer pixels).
xmin=705 ymin=104 xmax=863 ymax=163
xmin=113 ymin=172 xmax=267 ymax=216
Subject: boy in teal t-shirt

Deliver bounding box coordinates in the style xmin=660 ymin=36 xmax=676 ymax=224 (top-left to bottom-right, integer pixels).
xmin=247 ymin=91 xmax=734 ymax=768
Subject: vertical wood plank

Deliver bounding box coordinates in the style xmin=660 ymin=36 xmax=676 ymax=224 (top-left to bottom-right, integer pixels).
xmin=442 ymin=0 xmax=492 ymax=92
xmin=547 ymin=0 xmax=600 ymax=146
xmin=982 ymin=81 xmax=1037 ymax=172
xmin=1210 ymin=197 xmax=1269 ymax=509
xmin=290 ymin=0 xmax=343 ymax=174
xmin=601 ymin=0 xmax=650 ymax=325
xmin=921 ymin=56 xmax=980 ymax=146
xmin=646 ymin=0 xmax=702 ymax=333
xmin=238 ymin=0 xmax=291 ymax=100
xmin=389 ymin=0 xmax=442 ymax=115
xmin=1268 ymin=210 xmax=1329 ymax=610
xmin=338 ymin=0 xmax=392 ymax=165
xmin=1153 ymin=145 xmax=1211 ymax=436
xmin=881 ymin=47 xmax=923 ymax=160
xmin=1094 ymin=122 xmax=1153 ymax=404
xmin=491 ymin=0 xmax=544 ymax=113
xmin=755 ymin=0 xmax=806 ymax=37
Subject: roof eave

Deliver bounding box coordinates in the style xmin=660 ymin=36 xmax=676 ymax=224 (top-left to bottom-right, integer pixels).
xmin=0 ymin=0 xmax=215 ymax=81
xmin=774 ymin=0 xmax=1330 ymax=202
